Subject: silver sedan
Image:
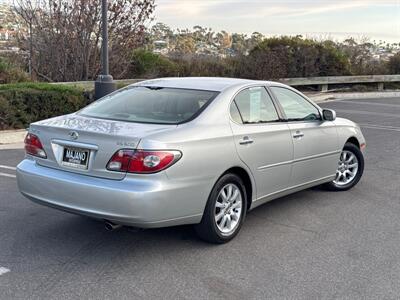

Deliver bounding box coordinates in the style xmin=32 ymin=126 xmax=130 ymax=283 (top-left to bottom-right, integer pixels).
xmin=17 ymin=78 xmax=366 ymax=243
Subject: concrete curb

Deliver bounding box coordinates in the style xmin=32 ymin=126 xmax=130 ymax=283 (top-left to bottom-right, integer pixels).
xmin=0 ymin=129 xmax=27 ymax=146
xmin=306 ymin=91 xmax=400 ymax=103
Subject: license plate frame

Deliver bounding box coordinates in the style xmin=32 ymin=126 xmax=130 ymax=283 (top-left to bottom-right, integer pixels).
xmin=61 ymin=147 xmax=90 ymax=170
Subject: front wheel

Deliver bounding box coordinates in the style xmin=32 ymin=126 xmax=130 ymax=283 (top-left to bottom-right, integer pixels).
xmin=195 ymin=174 xmax=247 ymax=244
xmin=325 ymin=142 xmax=364 ymax=191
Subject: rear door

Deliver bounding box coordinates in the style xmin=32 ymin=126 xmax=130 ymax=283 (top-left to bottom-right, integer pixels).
xmin=269 ymin=86 xmax=339 ymax=187
xmin=229 ymin=86 xmax=293 ymax=200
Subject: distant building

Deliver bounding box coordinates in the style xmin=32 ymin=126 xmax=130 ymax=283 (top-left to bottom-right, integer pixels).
xmin=0 ymin=29 xmax=15 ymax=41
xmin=153 ymin=40 xmax=169 ymax=55
xmin=0 ymin=4 xmax=22 ymax=52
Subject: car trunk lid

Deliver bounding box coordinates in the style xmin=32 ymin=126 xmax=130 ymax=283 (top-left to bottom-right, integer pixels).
xmin=29 ymin=114 xmax=176 ymax=180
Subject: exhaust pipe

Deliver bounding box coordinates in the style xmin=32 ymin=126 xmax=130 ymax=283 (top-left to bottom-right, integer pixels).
xmin=104 ymin=221 xmax=122 ymax=231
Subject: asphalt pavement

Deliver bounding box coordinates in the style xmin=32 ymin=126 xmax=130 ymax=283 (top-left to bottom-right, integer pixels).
xmin=0 ymin=97 xmax=399 ymax=299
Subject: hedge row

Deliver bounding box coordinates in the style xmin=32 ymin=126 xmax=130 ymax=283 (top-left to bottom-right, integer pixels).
xmin=0 ymin=83 xmax=89 ymax=130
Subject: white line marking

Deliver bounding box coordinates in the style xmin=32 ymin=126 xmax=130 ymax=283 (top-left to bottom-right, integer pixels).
xmin=0 ymin=165 xmax=16 ymax=170
xmin=369 ymin=125 xmax=400 ymax=130
xmin=339 ymin=100 xmax=400 ymax=108
xmin=0 ymin=267 xmax=10 ymax=276
xmin=335 ymin=109 xmax=400 ymax=118
xmin=359 ymin=124 xmax=400 ymax=132
xmin=0 ymin=172 xmax=16 ymax=178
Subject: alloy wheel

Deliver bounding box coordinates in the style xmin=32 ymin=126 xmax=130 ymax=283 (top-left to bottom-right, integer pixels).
xmin=333 ymin=150 xmax=359 ymax=186
xmin=214 ymin=183 xmax=243 ymax=236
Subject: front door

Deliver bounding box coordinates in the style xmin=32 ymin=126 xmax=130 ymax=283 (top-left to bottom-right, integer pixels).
xmin=229 ymin=86 xmax=294 ymax=200
xmin=270 ymin=86 xmax=339 ymax=187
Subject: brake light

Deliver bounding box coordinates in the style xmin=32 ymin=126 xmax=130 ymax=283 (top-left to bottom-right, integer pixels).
xmin=24 ymin=133 xmax=47 ymax=158
xmin=107 ymin=149 xmax=134 ymax=171
xmin=107 ymin=150 xmax=181 ymax=174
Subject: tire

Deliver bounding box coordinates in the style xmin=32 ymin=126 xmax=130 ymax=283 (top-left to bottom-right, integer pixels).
xmin=324 ymin=142 xmax=364 ymax=191
xmin=195 ymin=173 xmax=247 ymax=244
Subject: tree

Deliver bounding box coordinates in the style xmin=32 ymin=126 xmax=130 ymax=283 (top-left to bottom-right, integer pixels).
xmin=0 ymin=57 xmax=29 ymax=84
xmin=388 ymin=52 xmax=400 ymax=74
xmin=335 ymin=37 xmax=400 ymax=75
xmin=151 ymin=22 xmax=174 ymax=41
xmin=13 ymin=0 xmax=155 ymax=82
xmin=237 ymin=36 xmax=351 ymax=80
xmin=247 ymin=32 xmax=264 ymax=50
xmin=173 ymin=31 xmax=196 ymax=55
xmin=128 ymin=49 xmax=178 ymax=78
xmin=231 ymin=33 xmax=247 ymax=55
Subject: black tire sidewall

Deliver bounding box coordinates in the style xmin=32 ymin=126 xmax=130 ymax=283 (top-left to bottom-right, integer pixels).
xmin=330 ymin=143 xmax=364 ymax=191
xmin=196 ymin=174 xmax=247 ymax=243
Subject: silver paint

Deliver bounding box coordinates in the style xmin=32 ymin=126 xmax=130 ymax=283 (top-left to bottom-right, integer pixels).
xmin=17 ymin=77 xmax=366 ymax=228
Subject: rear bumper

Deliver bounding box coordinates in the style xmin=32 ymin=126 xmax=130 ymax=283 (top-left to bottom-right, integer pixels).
xmin=16 ymin=159 xmax=208 ymax=228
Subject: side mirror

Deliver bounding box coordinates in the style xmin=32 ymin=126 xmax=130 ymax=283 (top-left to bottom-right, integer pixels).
xmin=322 ymin=109 xmax=336 ymax=121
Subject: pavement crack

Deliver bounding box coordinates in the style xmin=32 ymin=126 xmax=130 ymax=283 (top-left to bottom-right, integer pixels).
xmin=251 ymin=213 xmax=319 ymax=235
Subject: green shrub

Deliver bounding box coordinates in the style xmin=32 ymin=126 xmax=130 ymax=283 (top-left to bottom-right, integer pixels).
xmin=128 ymin=49 xmax=179 ymax=78
xmin=0 ymin=83 xmax=88 ymax=130
xmin=173 ymin=55 xmax=236 ymax=77
xmin=238 ymin=36 xmax=352 ymax=79
xmin=0 ymin=95 xmax=18 ymax=130
xmin=0 ymin=57 xmax=30 ymax=84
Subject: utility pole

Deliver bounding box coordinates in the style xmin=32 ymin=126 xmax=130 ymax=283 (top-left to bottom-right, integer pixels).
xmin=94 ymin=0 xmax=116 ymax=100
xmin=28 ymin=21 xmax=33 ymax=80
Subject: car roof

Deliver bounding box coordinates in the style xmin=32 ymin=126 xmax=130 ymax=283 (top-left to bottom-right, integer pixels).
xmin=132 ymin=77 xmax=282 ymax=92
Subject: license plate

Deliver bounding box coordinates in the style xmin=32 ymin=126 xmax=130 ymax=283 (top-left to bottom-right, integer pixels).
xmin=62 ymin=147 xmax=90 ymax=169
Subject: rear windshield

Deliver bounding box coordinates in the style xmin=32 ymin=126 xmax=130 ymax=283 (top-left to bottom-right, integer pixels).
xmin=79 ymin=87 xmax=219 ymax=124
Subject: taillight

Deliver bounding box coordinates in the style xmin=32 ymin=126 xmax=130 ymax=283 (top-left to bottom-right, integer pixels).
xmin=24 ymin=133 xmax=47 ymax=158
xmin=107 ymin=149 xmax=134 ymax=171
xmin=107 ymin=150 xmax=181 ymax=174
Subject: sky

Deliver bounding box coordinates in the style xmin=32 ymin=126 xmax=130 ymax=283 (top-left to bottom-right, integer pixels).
xmin=155 ymin=0 xmax=400 ymax=42
xmin=1 ymin=0 xmax=399 ymax=42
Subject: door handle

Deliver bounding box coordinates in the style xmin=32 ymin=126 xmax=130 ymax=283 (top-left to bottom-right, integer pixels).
xmin=239 ymin=136 xmax=254 ymax=145
xmin=293 ymin=131 xmax=304 ymax=139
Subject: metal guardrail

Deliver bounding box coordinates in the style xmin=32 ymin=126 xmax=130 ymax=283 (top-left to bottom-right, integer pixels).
xmin=57 ymin=75 xmax=400 ymax=92
xmin=278 ymin=75 xmax=400 ymax=92
xmin=56 ymin=79 xmax=144 ymax=89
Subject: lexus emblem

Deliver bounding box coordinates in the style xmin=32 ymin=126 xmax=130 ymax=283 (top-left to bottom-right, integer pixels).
xmin=68 ymin=131 xmax=79 ymax=140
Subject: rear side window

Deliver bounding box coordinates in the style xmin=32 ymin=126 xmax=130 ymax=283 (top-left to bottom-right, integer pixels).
xmin=79 ymin=87 xmax=218 ymax=124
xmin=230 ymin=101 xmax=242 ymax=123
xmin=233 ymin=87 xmax=279 ymax=124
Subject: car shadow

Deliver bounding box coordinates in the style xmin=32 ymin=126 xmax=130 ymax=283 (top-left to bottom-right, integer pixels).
xmin=8 ymin=185 xmax=345 ymax=271
xmin=28 ymin=186 xmax=332 ymax=249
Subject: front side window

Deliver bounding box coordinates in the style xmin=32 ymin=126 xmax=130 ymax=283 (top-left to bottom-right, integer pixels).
xmin=79 ymin=87 xmax=218 ymax=124
xmin=232 ymin=87 xmax=279 ymax=124
xmin=270 ymin=87 xmax=320 ymax=121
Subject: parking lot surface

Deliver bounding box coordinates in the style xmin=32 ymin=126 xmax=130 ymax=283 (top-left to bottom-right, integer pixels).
xmin=0 ymin=97 xmax=399 ymax=299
